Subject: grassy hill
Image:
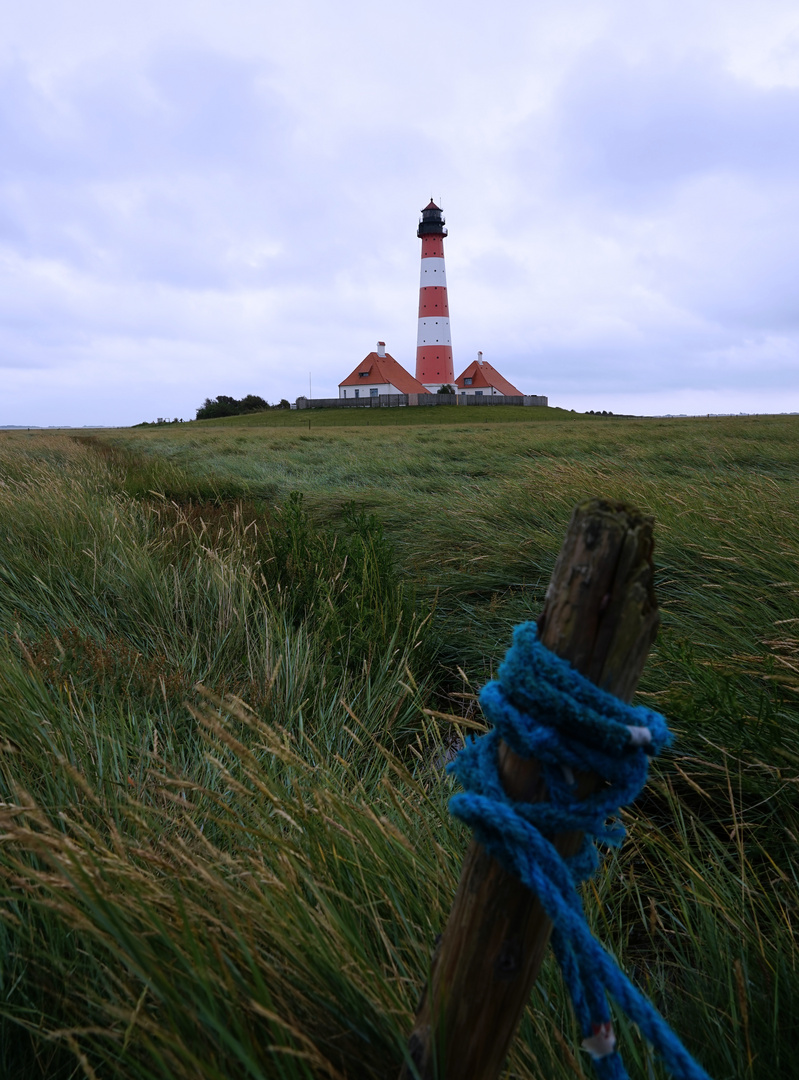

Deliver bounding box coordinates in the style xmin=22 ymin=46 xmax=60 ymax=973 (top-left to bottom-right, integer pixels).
xmin=144 ymin=402 xmax=580 ymax=428
xmin=0 ymin=412 xmax=797 ymax=1079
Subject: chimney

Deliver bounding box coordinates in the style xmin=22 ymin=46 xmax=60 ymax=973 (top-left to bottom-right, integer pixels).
xmin=477 ymin=351 xmax=483 ymax=364
xmin=377 ymin=341 xmax=386 ymax=357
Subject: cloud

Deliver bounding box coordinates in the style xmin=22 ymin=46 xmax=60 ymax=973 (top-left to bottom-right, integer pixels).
xmin=1 ymin=4 xmax=799 ymax=423
xmin=465 ymin=48 xmax=799 ymax=402
xmin=549 ymin=49 xmax=799 ymax=201
xmin=0 ymin=48 xmax=295 ymax=278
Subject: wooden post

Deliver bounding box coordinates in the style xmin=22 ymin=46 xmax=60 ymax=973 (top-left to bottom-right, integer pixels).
xmin=401 ymin=498 xmax=660 ymax=1080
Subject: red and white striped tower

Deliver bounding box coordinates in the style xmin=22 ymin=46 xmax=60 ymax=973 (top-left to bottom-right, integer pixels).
xmin=415 ymin=200 xmax=454 ymax=392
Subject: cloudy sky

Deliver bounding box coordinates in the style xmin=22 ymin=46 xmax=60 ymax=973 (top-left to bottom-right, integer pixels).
xmin=3 ymin=0 xmax=799 ymax=425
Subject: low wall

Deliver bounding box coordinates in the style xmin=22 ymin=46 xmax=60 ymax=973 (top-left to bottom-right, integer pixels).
xmin=455 ymin=394 xmax=547 ymax=406
xmin=296 ymin=393 xmax=548 ymax=410
xmin=407 ymin=393 xmax=455 ymax=406
xmin=296 ymin=395 xmax=408 ymax=409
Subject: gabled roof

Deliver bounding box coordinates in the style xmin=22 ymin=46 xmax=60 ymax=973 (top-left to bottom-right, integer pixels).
xmin=455 ymin=359 xmax=522 ymax=397
xmin=339 ymin=352 xmax=430 ymax=395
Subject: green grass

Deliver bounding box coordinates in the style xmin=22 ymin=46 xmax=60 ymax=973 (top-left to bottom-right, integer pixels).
xmin=148 ymin=403 xmax=580 ymax=429
xmin=0 ymin=414 xmax=797 ymax=1079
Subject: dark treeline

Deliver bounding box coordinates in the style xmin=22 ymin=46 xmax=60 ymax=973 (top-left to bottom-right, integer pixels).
xmin=196 ymin=394 xmax=290 ymax=419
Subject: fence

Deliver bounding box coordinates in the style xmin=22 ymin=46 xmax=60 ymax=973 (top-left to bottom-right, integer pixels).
xmin=295 ymin=394 xmax=548 ymax=410
xmin=457 ymin=394 xmax=549 ymax=407
xmin=294 ymin=395 xmax=408 ymax=409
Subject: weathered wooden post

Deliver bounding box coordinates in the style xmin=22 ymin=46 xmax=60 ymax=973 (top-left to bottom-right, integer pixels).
xmin=401 ymin=498 xmax=660 ymax=1080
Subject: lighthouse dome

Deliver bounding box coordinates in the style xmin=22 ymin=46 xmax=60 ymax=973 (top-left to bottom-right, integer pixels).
xmin=417 ymin=200 xmax=447 ymax=238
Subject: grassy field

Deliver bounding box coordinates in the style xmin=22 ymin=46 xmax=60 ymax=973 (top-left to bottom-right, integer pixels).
xmin=0 ymin=408 xmax=797 ymax=1079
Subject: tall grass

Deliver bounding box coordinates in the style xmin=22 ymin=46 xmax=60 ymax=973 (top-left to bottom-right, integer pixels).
xmin=0 ymin=418 xmax=798 ymax=1079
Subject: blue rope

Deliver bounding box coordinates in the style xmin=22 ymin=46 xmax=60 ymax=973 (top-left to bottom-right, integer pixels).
xmin=448 ymin=622 xmax=712 ymax=1080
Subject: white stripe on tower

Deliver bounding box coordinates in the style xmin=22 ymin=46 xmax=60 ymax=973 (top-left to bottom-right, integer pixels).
xmin=415 ymin=200 xmax=454 ymax=391
xmin=417 ymin=318 xmax=451 ymax=346
xmin=419 ymin=258 xmax=447 ymax=286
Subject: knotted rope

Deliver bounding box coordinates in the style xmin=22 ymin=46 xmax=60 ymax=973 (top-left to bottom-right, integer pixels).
xmin=448 ymin=622 xmax=712 ymax=1080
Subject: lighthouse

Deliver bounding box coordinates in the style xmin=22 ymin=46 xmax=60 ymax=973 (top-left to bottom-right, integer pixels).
xmin=415 ymin=200 xmax=455 ymax=392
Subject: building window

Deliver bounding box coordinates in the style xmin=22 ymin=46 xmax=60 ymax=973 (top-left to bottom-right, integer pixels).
xmin=370 ymin=388 xmax=378 ymax=397
xmin=359 ymin=371 xmax=369 ymax=377
xmin=474 ymin=390 xmax=483 ymax=397
xmin=355 ymin=389 xmax=360 ymax=398
xmin=342 ymin=389 xmax=346 ymax=398
xmin=464 ymin=377 xmax=472 ymax=386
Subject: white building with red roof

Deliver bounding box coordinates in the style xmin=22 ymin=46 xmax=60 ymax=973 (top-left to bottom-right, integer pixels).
xmin=455 ymin=353 xmax=522 ymax=397
xmin=339 ymin=342 xmax=430 ymax=400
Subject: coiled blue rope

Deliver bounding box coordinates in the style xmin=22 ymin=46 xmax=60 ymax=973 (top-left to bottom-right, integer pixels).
xmin=448 ymin=622 xmax=712 ymax=1080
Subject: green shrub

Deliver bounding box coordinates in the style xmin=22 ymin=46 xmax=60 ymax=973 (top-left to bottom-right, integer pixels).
xmin=196 ymin=395 xmax=269 ymax=420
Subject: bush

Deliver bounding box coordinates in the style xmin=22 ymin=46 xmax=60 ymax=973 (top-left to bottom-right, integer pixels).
xmin=239 ymin=394 xmax=270 ymax=413
xmin=196 ymin=395 xmax=269 ymax=420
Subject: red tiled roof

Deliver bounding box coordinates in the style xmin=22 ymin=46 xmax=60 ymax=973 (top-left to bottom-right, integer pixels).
xmin=339 ymin=352 xmax=430 ymax=395
xmin=424 ymin=199 xmax=440 ymax=210
xmin=455 ymin=360 xmax=522 ymax=396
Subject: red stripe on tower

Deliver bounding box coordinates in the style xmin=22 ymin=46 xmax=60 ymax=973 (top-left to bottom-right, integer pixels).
xmin=415 ymin=200 xmax=454 ymax=391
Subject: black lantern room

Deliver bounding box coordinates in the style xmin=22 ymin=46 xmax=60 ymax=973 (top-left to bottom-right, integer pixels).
xmin=417 ymin=200 xmax=447 ymax=238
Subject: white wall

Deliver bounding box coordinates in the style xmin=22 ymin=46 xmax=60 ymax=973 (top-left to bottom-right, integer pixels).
xmin=457 ymin=386 xmax=499 ymax=396
xmin=339 ymin=382 xmax=396 ymax=398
